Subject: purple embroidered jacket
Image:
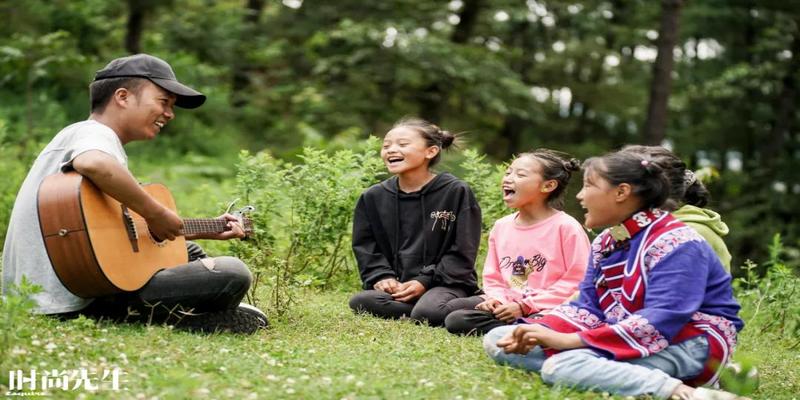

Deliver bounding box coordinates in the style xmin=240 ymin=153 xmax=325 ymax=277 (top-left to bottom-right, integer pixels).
xmin=532 ymin=210 xmax=744 ymax=386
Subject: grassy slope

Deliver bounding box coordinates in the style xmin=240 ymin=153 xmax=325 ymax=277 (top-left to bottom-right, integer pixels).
xmin=2 ymin=163 xmax=797 ymax=399
xmin=2 ymin=290 xmax=798 ymax=399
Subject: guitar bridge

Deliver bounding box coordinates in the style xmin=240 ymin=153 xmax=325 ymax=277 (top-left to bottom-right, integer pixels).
xmin=120 ymin=204 xmax=139 ymax=253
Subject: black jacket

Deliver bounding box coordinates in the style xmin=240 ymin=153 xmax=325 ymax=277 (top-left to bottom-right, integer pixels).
xmin=352 ymin=173 xmax=481 ymax=292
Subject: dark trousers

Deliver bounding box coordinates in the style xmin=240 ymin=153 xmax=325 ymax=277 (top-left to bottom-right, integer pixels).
xmin=445 ymin=295 xmax=542 ymax=335
xmin=74 ymin=242 xmax=252 ymax=323
xmin=349 ymin=286 xmax=482 ymax=326
xmin=445 ymin=310 xmax=508 ymax=336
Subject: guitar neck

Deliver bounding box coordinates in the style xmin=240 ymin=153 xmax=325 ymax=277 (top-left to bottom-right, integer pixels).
xmin=182 ymin=218 xmax=230 ymax=235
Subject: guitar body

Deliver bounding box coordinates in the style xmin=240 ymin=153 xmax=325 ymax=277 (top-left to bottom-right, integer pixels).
xmin=38 ymin=172 xmax=188 ymax=298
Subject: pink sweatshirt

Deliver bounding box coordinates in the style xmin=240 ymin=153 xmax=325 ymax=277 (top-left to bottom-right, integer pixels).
xmin=482 ymin=211 xmax=590 ymax=314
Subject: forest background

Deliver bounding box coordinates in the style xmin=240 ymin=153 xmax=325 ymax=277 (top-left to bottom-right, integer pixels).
xmin=1 ymin=1 xmax=799 ymax=399
xmin=2 ymin=0 xmax=798 ymax=267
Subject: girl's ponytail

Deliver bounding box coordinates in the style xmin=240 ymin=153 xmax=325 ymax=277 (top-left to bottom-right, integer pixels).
xmin=439 ymin=129 xmax=456 ymax=150
xmin=637 ymin=157 xmax=671 ymax=208
xmin=683 ymin=171 xmax=711 ymax=208
xmin=563 ymin=158 xmax=581 ymax=173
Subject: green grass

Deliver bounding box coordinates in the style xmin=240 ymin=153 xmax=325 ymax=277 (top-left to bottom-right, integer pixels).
xmin=2 ymin=290 xmax=798 ymax=399
xmin=733 ymin=324 xmax=800 ymax=398
xmin=2 ymin=162 xmax=797 ymax=399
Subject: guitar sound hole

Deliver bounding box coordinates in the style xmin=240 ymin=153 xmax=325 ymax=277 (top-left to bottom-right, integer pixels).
xmin=148 ymin=231 xmax=168 ymax=247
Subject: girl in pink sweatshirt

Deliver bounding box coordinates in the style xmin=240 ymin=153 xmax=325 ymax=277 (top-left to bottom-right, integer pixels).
xmin=444 ymin=149 xmax=590 ymax=335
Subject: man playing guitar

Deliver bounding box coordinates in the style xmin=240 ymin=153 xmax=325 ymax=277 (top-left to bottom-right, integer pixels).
xmin=2 ymin=54 xmax=267 ymax=334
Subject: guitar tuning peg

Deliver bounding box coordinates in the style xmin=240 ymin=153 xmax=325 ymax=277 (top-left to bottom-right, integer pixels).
xmin=225 ymin=198 xmax=240 ymax=214
xmin=235 ymin=205 xmax=255 ymax=216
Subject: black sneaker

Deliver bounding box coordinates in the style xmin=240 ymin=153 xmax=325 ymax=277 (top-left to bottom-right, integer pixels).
xmin=176 ymin=303 xmax=268 ymax=334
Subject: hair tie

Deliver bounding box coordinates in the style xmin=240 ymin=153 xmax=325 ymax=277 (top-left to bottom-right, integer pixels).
xmin=683 ymin=170 xmax=697 ymax=186
xmin=435 ymin=128 xmax=445 ymax=145
xmin=641 ymin=160 xmax=649 ymax=167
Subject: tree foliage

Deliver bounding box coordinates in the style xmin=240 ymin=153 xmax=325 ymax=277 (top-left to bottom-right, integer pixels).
xmin=0 ymin=0 xmax=798 ymax=269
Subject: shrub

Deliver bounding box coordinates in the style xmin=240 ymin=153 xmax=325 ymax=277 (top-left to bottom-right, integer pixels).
xmin=231 ymin=137 xmax=385 ymax=315
xmin=458 ymin=149 xmax=506 ymax=231
xmin=735 ymin=234 xmax=800 ymax=346
xmin=0 ymin=276 xmax=41 ymax=371
xmin=0 ymin=128 xmax=36 ymax=245
xmin=230 ymin=141 xmax=524 ymax=316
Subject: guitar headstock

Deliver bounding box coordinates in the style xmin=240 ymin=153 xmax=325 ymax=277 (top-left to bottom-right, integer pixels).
xmin=232 ymin=205 xmax=255 ymax=238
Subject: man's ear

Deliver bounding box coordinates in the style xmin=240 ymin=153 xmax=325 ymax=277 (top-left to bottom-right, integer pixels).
xmin=614 ymin=183 xmax=633 ymax=203
xmin=425 ymin=145 xmax=441 ymax=160
xmin=112 ymin=88 xmax=131 ymax=108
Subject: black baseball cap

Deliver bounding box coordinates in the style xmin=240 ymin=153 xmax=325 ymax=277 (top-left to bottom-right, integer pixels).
xmin=94 ymin=54 xmax=206 ymax=109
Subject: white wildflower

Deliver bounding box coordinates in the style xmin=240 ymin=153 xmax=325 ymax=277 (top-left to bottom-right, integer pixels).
xmin=11 ymin=347 xmax=27 ymax=356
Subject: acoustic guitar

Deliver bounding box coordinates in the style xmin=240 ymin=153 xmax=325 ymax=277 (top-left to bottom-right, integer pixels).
xmin=37 ymin=171 xmax=253 ymax=298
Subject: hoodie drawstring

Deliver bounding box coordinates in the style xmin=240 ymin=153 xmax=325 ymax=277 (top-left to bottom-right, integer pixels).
xmin=392 ymin=174 xmax=444 ymax=282
xmin=393 ymin=180 xmax=400 ymax=277
xmin=421 ymin=194 xmax=427 ymax=268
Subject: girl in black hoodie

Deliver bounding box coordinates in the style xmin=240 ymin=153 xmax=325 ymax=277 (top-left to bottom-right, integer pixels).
xmin=349 ymin=117 xmax=483 ymax=326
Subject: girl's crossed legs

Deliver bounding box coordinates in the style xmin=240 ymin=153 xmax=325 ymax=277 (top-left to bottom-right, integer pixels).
xmin=349 ymin=286 xmax=482 ymax=326
xmin=483 ymin=325 xmax=708 ymax=400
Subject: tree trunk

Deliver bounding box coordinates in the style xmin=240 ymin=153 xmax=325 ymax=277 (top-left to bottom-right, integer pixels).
xmin=417 ymin=0 xmax=483 ymax=123
xmin=125 ymin=0 xmax=145 ymax=54
xmin=450 ymin=0 xmax=482 ymax=45
xmin=741 ymin=0 xmax=758 ymax=164
xmin=492 ymin=19 xmax=533 ymax=159
xmin=495 ymin=115 xmax=525 ymax=159
xmin=571 ymin=0 xmax=629 ymax=146
xmin=643 ymin=0 xmax=683 ymax=145
xmin=764 ymin=28 xmax=800 ymax=166
xmin=231 ymin=0 xmax=266 ymax=107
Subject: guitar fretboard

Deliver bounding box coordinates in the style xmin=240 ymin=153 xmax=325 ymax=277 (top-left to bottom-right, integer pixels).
xmin=182 ymin=219 xmax=230 ymax=235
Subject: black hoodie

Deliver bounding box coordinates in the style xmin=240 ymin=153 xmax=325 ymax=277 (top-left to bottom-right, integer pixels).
xmin=352 ymin=172 xmax=481 ymax=293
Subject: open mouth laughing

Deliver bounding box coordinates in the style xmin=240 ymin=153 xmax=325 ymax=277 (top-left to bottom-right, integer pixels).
xmin=386 ymin=156 xmax=404 ymax=165
xmin=502 ymin=186 xmax=516 ymax=200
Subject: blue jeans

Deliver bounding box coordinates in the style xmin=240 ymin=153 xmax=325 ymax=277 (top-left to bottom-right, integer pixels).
xmin=483 ymin=325 xmax=709 ymax=399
